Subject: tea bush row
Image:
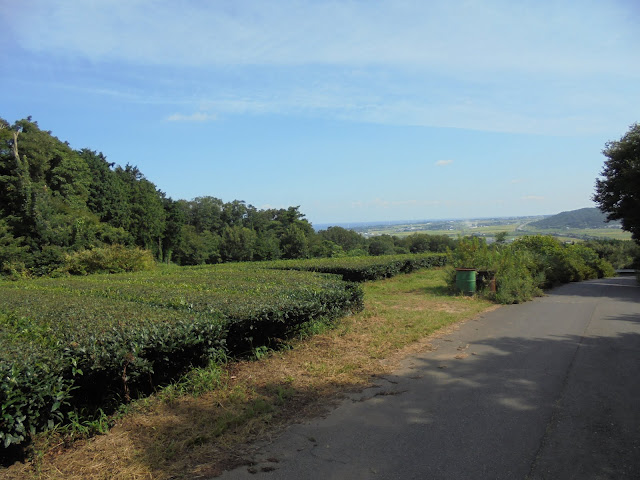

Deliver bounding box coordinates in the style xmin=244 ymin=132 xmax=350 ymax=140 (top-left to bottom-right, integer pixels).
xmin=0 ymin=265 xmax=364 ymax=451
xmin=264 ymin=253 xmax=448 ymax=282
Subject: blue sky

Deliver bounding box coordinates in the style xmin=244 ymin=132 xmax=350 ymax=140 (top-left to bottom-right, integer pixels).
xmin=1 ymin=0 xmax=639 ymax=226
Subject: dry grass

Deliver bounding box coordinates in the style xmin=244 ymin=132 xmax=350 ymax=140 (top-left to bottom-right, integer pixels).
xmin=3 ymin=268 xmax=494 ymax=479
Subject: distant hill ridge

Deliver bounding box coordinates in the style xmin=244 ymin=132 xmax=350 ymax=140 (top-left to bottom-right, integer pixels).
xmin=529 ymin=207 xmax=620 ymax=229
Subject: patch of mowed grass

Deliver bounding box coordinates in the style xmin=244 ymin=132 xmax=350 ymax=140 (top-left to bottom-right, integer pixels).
xmin=355 ymin=268 xmax=492 ymax=356
xmin=5 ymin=268 xmax=494 ymax=480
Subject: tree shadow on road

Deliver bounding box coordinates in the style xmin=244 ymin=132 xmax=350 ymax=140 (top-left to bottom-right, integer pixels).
xmin=117 ymin=322 xmax=640 ymax=479
xmin=545 ymin=276 xmax=640 ymax=302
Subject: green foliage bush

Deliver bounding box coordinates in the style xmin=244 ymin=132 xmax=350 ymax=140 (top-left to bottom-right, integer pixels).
xmin=492 ymin=249 xmax=543 ymax=304
xmin=512 ymin=236 xmax=614 ymax=288
xmin=584 ymin=239 xmax=640 ymax=270
xmin=61 ymin=244 xmax=156 ymax=275
xmin=447 ymin=236 xmax=493 ymax=270
xmin=448 ymin=235 xmax=616 ymax=304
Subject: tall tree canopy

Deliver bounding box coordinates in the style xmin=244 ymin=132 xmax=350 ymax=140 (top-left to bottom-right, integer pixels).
xmin=593 ymin=123 xmax=640 ymax=242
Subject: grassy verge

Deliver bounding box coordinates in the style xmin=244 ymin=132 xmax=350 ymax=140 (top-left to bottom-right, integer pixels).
xmin=3 ymin=268 xmax=493 ymax=479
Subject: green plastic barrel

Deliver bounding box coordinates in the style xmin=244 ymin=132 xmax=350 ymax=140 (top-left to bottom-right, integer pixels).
xmin=455 ymin=268 xmax=477 ymax=295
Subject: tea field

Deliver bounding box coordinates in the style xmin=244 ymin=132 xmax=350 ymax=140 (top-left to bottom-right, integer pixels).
xmin=0 ymin=253 xmax=445 ymax=453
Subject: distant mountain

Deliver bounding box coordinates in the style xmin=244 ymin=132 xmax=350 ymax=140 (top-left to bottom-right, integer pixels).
xmin=528 ymin=208 xmax=621 ymax=229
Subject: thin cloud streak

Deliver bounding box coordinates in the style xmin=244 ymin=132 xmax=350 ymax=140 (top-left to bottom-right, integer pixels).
xmin=5 ymin=1 xmax=638 ymax=137
xmin=436 ymin=160 xmax=454 ymax=166
xmin=166 ymin=112 xmax=218 ymax=122
xmin=8 ymin=1 xmax=638 ymax=76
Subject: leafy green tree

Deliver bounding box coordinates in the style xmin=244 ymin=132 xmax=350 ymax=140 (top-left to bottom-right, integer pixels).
xmin=494 ymin=231 xmax=509 ymax=245
xmin=266 ymin=206 xmax=314 ymax=236
xmin=46 ymin=147 xmax=90 ymax=209
xmin=174 ymin=225 xmax=221 ymax=265
xmin=244 ymin=204 xmax=270 ymax=233
xmin=0 ymin=116 xmax=340 ymax=272
xmin=593 ymin=123 xmax=640 ymax=241
xmin=222 ymin=200 xmax=249 ymax=227
xmin=309 ymin=236 xmax=343 ymax=258
xmin=0 ymin=219 xmax=29 ymax=276
xmin=10 ymin=119 xmax=90 ymax=210
xmin=318 ymin=226 xmax=365 ymax=252
xmin=368 ymin=235 xmax=396 ymax=256
xmin=0 ymin=119 xmax=35 ymax=236
xmin=0 ymin=120 xmax=106 ymax=260
xmin=402 ymin=234 xmax=429 ymax=253
xmin=220 ymin=225 xmax=256 ymax=262
xmin=161 ymin=197 xmax=186 ymax=263
xmin=80 ymin=149 xmax=130 ymax=227
xmin=116 ymin=165 xmax=166 ymax=257
xmin=404 ymin=233 xmax=455 ymax=253
xmin=280 ymin=224 xmax=309 ymax=259
xmin=253 ymin=230 xmax=281 ymax=260
xmin=188 ymin=196 xmax=224 ymax=234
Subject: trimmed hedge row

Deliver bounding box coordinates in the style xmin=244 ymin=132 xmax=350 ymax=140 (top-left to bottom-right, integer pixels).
xmin=0 ymin=265 xmax=363 ymax=452
xmin=264 ymin=253 xmax=448 ymax=282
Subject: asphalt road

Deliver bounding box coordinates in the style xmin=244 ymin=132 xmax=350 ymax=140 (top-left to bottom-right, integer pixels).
xmin=216 ymin=276 xmax=640 ymax=479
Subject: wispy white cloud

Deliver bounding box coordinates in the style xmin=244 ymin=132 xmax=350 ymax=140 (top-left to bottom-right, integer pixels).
xmin=436 ymin=160 xmax=454 ymax=167
xmin=9 ymin=1 xmax=638 ymax=76
xmin=5 ymin=0 xmax=639 ymax=135
xmin=165 ymin=112 xmax=217 ymax=122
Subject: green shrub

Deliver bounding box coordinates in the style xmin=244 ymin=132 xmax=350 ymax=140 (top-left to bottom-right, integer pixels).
xmin=567 ymin=244 xmax=616 ymax=279
xmin=62 ymin=244 xmax=156 ymax=275
xmin=492 ymin=249 xmax=543 ymax=304
xmin=448 ymin=236 xmax=494 ymax=270
xmin=1 ymin=260 xmax=29 ymax=281
xmin=511 ymin=236 xmax=615 ymax=288
xmin=447 ymin=235 xmax=615 ymax=304
xmin=584 ymin=239 xmax=640 ymax=270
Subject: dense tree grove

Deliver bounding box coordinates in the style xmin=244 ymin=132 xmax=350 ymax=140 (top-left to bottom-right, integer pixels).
xmin=0 ymin=117 xmax=457 ymax=277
